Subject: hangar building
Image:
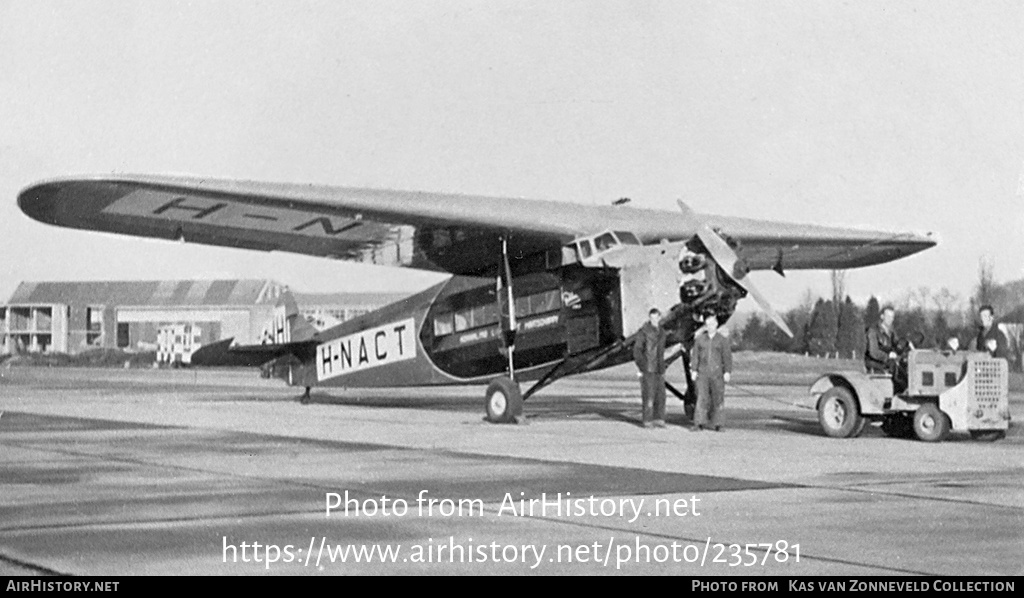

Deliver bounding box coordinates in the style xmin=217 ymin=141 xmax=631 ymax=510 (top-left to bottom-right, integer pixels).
xmin=0 ymin=281 xmax=413 ymax=362
xmin=291 ymin=291 xmax=409 ymax=331
xmin=0 ymin=280 xmax=287 ymax=357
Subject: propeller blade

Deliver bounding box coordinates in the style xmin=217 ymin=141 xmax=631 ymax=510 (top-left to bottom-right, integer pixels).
xmin=741 ymin=276 xmax=795 ymax=338
xmin=676 ymin=200 xmax=793 ymax=338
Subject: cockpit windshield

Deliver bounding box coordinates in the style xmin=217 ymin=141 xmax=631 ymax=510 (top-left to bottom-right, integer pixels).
xmin=593 ymin=232 xmax=617 ymax=253
xmin=614 ymin=231 xmax=641 ymax=245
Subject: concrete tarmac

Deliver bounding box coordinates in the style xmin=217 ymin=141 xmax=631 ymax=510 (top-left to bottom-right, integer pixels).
xmin=0 ymin=366 xmax=1021 ymax=576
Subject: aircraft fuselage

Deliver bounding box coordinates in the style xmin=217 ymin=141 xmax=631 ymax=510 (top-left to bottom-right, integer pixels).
xmin=281 ymin=265 xmax=628 ymax=389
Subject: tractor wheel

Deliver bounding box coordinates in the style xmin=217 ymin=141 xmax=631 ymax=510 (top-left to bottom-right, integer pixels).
xmin=912 ymin=403 xmax=950 ymax=442
xmin=485 ymin=377 xmax=522 ymax=424
xmin=818 ymin=387 xmax=864 ymax=438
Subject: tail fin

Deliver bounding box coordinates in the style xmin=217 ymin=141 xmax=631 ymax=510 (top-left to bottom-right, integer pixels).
xmin=259 ymin=291 xmax=318 ymax=345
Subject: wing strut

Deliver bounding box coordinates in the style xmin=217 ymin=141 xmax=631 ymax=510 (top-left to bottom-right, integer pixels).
xmin=499 ymin=236 xmax=518 ymax=380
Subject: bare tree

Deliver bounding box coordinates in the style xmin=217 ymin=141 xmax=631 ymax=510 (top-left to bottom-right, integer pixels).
xmin=912 ymin=286 xmax=931 ymax=311
xmin=976 ymin=257 xmax=996 ymax=307
xmin=830 ymin=270 xmax=847 ymax=307
xmin=932 ymin=287 xmax=960 ymax=314
xmin=932 ymin=287 xmax=963 ymax=329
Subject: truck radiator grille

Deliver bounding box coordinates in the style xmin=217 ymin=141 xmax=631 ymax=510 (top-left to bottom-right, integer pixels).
xmin=970 ymin=360 xmax=1007 ymax=404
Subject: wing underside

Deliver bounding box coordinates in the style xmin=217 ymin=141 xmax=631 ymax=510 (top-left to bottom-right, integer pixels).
xmin=18 ymin=175 xmax=936 ymax=275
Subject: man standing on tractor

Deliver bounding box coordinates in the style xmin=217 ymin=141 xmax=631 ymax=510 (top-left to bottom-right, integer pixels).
xmin=975 ymin=305 xmax=1010 ymax=361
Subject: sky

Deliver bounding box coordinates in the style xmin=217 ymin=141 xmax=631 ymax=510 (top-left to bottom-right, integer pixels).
xmin=1 ymin=0 xmax=1022 ymax=313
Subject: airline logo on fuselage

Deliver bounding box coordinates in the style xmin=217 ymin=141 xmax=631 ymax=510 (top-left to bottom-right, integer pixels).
xmin=316 ymin=318 xmax=416 ymax=382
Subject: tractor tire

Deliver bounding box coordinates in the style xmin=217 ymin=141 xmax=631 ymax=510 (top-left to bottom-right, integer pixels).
xmin=818 ymin=386 xmax=864 ymax=438
xmin=912 ymin=403 xmax=950 ymax=442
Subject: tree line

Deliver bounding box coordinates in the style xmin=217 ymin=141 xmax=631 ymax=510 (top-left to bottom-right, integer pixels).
xmin=735 ymin=295 xmax=972 ymax=358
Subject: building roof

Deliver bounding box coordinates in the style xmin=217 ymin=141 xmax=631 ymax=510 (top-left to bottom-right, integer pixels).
xmin=292 ymin=291 xmax=410 ymax=309
xmin=6 ymin=280 xmax=286 ymax=307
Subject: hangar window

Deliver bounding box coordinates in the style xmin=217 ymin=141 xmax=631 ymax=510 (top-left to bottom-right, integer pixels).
xmin=87 ymin=307 xmax=103 ymax=332
xmin=10 ymin=308 xmax=30 ymax=331
xmin=36 ymin=307 xmax=52 ymax=331
xmin=117 ymin=323 xmax=130 ymax=348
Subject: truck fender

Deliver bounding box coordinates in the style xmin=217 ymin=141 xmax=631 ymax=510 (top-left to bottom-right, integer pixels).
xmin=809 ymin=371 xmax=888 ymax=416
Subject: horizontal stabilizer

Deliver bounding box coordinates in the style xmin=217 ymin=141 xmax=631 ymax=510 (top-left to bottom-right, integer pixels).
xmin=191 ymin=338 xmax=318 ymax=367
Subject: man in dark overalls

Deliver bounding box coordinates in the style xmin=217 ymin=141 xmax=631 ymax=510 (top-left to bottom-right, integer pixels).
xmin=692 ymin=313 xmax=732 ymax=432
xmin=633 ymin=308 xmax=668 ymax=428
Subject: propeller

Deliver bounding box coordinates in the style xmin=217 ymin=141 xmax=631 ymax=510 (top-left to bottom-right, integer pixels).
xmin=676 ymin=200 xmax=794 ymax=338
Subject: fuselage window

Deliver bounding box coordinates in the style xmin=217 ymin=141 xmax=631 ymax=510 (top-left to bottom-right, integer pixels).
xmin=514 ymin=296 xmax=530 ymax=318
xmin=433 ymin=314 xmax=455 ymax=336
xmin=532 ymin=290 xmax=560 ymax=314
xmin=471 ymin=304 xmax=499 ymax=328
xmin=434 ymin=288 xmax=561 ymax=338
xmin=453 ymin=310 xmax=471 ymax=332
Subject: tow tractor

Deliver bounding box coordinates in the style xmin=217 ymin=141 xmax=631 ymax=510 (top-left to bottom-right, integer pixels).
xmin=809 ymin=349 xmax=1010 ymax=442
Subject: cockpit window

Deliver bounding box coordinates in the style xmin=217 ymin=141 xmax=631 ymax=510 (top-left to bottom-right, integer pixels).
xmin=593 ymin=232 xmax=617 ymax=252
xmin=615 ymin=231 xmax=641 ymax=245
xmin=578 ymin=240 xmax=594 ymax=259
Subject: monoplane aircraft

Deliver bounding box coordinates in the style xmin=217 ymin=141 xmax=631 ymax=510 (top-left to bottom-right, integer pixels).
xmin=18 ymin=176 xmax=934 ymax=422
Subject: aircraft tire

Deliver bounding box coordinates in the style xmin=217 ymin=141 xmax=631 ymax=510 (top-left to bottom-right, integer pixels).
xmin=817 ymin=386 xmax=863 ymax=438
xmin=912 ymin=403 xmax=950 ymax=442
xmin=485 ymin=377 xmax=522 ymax=424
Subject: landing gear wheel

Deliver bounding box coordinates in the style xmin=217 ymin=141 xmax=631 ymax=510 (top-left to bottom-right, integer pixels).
xmin=912 ymin=403 xmax=950 ymax=442
xmin=969 ymin=430 xmax=1006 ymax=442
xmin=881 ymin=414 xmax=913 ymax=438
xmin=818 ymin=387 xmax=864 ymax=438
xmin=300 ymin=387 xmax=312 ymax=405
xmin=485 ymin=377 xmax=522 ymax=424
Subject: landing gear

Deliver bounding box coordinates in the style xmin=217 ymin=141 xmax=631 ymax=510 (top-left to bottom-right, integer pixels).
xmin=485 ymin=377 xmax=522 ymax=424
xmin=818 ymin=387 xmax=866 ymax=438
xmin=300 ymin=386 xmax=311 ymax=405
xmin=912 ymin=403 xmax=950 ymax=442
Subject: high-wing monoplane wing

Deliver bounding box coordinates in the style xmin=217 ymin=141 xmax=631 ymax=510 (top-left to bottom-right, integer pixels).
xmin=18 ymin=174 xmax=935 ymax=275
